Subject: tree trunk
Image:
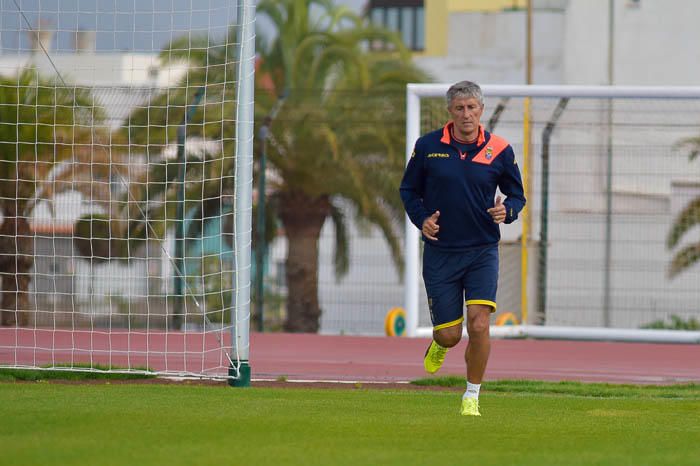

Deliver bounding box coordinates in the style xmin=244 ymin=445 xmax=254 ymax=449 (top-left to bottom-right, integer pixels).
xmin=0 ymin=213 xmax=34 ymax=326
xmin=278 ymin=191 xmax=330 ymax=333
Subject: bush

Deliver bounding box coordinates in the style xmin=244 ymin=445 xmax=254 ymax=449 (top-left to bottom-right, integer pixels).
xmin=641 ymin=314 xmax=700 ymax=330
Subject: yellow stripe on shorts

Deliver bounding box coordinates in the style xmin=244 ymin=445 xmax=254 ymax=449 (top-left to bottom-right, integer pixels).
xmin=465 ymin=300 xmax=497 ymax=312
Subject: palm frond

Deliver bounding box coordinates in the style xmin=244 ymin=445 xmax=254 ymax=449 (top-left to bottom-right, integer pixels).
xmin=674 ymin=136 xmax=700 ymax=162
xmin=326 ymin=4 xmax=360 ymax=30
xmin=667 ymin=197 xmax=700 ymax=248
xmin=668 ymin=242 xmax=700 ymax=278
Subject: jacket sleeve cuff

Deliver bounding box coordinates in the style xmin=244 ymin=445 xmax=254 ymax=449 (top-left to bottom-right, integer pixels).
xmin=503 ymin=202 xmax=518 ymax=224
xmin=414 ymin=212 xmax=429 ymax=230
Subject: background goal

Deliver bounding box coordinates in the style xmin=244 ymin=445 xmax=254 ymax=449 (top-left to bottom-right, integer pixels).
xmin=405 ymin=84 xmax=700 ymax=342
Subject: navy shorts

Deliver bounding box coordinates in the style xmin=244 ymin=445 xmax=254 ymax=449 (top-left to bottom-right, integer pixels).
xmin=422 ymin=243 xmax=499 ymax=330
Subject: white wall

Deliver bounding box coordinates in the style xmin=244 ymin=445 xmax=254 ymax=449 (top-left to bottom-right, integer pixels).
xmin=613 ymin=0 xmax=700 ymax=85
xmin=413 ymin=0 xmax=700 ymax=87
xmin=562 ymin=0 xmax=611 ymax=85
xmin=414 ymin=10 xmax=565 ymax=85
xmin=565 ymin=0 xmax=700 ymax=86
xmin=0 ymin=53 xmax=187 ymax=87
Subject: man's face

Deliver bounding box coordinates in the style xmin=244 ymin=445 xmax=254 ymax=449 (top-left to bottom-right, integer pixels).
xmin=447 ymin=96 xmax=484 ymax=139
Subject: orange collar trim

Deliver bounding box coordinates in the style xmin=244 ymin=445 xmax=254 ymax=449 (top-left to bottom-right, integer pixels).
xmin=440 ymin=122 xmax=485 ymax=146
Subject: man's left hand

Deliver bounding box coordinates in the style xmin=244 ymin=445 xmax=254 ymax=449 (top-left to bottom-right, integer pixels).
xmin=487 ymin=196 xmax=506 ymax=224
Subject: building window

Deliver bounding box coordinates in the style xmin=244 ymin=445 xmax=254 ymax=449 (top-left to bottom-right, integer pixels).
xmin=368 ymin=1 xmax=424 ymax=51
xmin=386 ymin=7 xmax=400 ymax=32
xmin=370 ymin=8 xmax=384 ymax=26
xmin=415 ymin=7 xmax=424 ymax=50
xmin=400 ymin=7 xmax=413 ymax=48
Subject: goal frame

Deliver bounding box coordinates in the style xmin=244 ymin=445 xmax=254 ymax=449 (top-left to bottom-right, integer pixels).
xmin=404 ymin=83 xmax=700 ymax=343
xmin=0 ymin=0 xmax=257 ymax=383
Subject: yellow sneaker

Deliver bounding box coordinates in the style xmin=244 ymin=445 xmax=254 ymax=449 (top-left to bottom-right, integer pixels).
xmin=423 ymin=340 xmax=447 ymax=374
xmin=460 ymin=397 xmax=481 ymax=416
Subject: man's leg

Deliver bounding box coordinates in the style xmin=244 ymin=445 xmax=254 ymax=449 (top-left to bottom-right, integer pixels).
xmin=460 ymin=304 xmax=492 ymax=416
xmin=422 ymin=244 xmax=465 ymax=374
xmin=433 ymin=322 xmax=462 ymax=349
xmin=424 ymin=320 xmax=462 ymax=374
xmin=465 ymin=304 xmax=491 ymax=384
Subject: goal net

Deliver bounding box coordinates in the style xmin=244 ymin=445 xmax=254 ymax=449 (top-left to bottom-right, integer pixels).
xmin=0 ymin=0 xmax=255 ymax=381
xmin=405 ymin=84 xmax=700 ymax=342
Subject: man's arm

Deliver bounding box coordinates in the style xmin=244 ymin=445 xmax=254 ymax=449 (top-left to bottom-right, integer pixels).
xmin=499 ymin=147 xmax=526 ymax=224
xmin=399 ymin=142 xmax=431 ymax=230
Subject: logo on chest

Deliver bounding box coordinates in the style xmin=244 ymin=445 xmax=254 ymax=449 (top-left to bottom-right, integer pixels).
xmin=461 ymin=146 xmax=495 ymax=163
xmin=472 ymin=138 xmax=508 ymax=165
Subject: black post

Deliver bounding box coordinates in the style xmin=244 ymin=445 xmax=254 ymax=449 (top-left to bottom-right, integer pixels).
xmin=173 ymin=125 xmax=186 ymax=330
xmin=255 ymin=117 xmax=271 ymax=331
xmin=173 ymin=87 xmax=205 ymax=330
xmin=537 ymin=97 xmax=569 ymax=324
xmin=251 ymin=88 xmax=287 ymax=331
xmin=486 ymin=97 xmax=510 ymax=133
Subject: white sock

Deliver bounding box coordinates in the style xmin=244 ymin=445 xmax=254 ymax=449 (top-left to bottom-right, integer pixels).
xmin=463 ymin=382 xmax=481 ymax=400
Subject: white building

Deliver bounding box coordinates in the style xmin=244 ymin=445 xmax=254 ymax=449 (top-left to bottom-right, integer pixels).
xmin=366 ymin=0 xmax=700 ymax=87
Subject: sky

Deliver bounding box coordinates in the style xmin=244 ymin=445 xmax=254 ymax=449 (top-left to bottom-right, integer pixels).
xmin=0 ymin=0 xmax=368 ymax=53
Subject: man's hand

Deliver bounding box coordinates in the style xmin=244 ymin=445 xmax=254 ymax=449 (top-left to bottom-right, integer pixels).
xmin=422 ymin=211 xmax=440 ymax=240
xmin=487 ymin=196 xmax=506 ymax=224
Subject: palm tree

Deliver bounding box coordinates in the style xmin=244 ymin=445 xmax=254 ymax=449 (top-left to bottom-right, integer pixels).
xmin=254 ymin=0 xmax=429 ymax=331
xmin=117 ymin=0 xmax=429 ymax=332
xmin=667 ymin=139 xmax=700 ymax=277
xmin=0 ymin=68 xmax=104 ymax=326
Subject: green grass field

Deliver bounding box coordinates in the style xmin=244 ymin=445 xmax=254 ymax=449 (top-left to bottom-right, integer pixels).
xmin=1 ymin=382 xmax=699 ymax=466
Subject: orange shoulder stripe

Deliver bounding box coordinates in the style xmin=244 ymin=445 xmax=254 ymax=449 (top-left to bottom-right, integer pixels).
xmin=471 ymin=134 xmax=509 ymax=165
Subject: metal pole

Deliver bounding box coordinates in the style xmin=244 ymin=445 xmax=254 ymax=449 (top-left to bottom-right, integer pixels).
xmin=526 ymin=0 xmax=532 ymax=85
xmin=253 ymin=100 xmax=285 ymax=333
xmin=404 ymin=87 xmax=420 ymax=337
xmin=174 ymin=126 xmax=185 ymax=331
xmin=408 ymin=83 xmax=700 ymax=99
xmin=173 ymin=87 xmax=204 ymax=331
xmin=537 ymin=98 xmax=569 ymax=323
xmin=255 ymin=120 xmax=270 ymax=332
xmin=603 ymin=0 xmax=615 ymax=327
xmin=521 ymin=0 xmax=533 ymax=324
xmin=229 ymin=0 xmax=255 ymax=387
xmin=486 ymin=98 xmax=510 ymax=133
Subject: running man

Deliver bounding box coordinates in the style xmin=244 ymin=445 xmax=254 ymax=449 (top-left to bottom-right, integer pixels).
xmin=399 ymin=81 xmax=526 ymax=416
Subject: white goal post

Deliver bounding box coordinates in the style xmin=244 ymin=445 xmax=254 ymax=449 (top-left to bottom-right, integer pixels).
xmin=405 ymin=83 xmax=700 ymax=343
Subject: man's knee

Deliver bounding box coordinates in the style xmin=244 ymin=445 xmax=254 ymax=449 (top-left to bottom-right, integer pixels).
xmin=433 ymin=324 xmax=463 ymax=348
xmin=467 ymin=307 xmax=491 ymax=337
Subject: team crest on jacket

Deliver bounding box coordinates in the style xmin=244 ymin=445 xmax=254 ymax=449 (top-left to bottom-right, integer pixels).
xmin=485 ymin=147 xmax=493 ymax=160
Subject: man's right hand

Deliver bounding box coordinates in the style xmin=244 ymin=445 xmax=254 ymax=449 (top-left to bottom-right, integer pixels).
xmin=422 ymin=211 xmax=440 ymax=241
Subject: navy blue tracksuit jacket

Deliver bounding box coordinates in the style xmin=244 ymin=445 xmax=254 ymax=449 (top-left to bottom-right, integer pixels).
xmin=400 ymin=123 xmax=526 ymax=250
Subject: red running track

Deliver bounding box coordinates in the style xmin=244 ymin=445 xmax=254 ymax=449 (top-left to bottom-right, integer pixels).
xmin=251 ymin=333 xmax=700 ymax=384
xmin=1 ymin=329 xmax=699 ymax=384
